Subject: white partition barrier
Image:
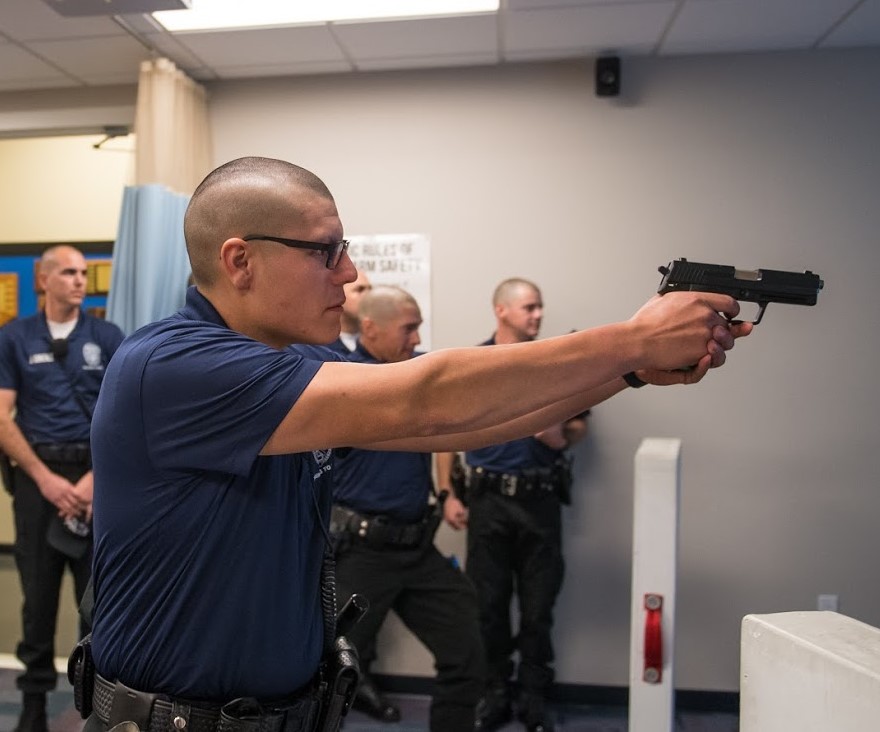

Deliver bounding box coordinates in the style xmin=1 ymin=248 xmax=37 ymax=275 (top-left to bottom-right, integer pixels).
xmin=741 ymin=611 xmax=880 ymax=732
xmin=629 ymin=438 xmax=681 ymax=732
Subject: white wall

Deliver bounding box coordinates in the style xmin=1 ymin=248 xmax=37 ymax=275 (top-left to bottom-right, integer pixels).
xmin=0 ymin=134 xmax=134 ymax=242
xmin=205 ymin=48 xmax=880 ymax=691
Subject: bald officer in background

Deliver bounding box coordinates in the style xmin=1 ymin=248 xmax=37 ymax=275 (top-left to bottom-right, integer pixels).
xmin=317 ymin=286 xmax=484 ymax=731
xmin=0 ymin=245 xmax=123 ymax=732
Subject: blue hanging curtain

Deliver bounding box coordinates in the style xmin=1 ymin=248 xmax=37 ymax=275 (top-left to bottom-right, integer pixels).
xmin=106 ymin=184 xmax=191 ymax=335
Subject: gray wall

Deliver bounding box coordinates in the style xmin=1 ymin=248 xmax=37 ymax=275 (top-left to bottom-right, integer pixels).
xmin=205 ymin=48 xmax=880 ymax=691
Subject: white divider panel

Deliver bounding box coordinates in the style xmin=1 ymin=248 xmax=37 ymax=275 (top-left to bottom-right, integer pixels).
xmin=629 ymin=438 xmax=681 ymax=732
xmin=741 ymin=611 xmax=880 ymax=732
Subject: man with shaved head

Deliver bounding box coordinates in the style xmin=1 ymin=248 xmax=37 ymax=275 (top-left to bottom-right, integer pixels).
xmin=439 ymin=278 xmax=589 ymax=732
xmin=87 ymin=156 xmax=750 ymax=732
xmin=0 ymin=245 xmax=123 ymax=732
xmin=319 ymin=286 xmax=484 ymax=730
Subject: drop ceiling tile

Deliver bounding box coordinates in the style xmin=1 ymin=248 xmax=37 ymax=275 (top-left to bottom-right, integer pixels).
xmin=170 ymin=25 xmax=347 ymax=67
xmin=663 ymin=0 xmax=861 ymax=55
xmin=25 ymin=35 xmax=150 ymax=82
xmin=0 ymin=0 xmax=876 ymax=89
xmin=332 ymin=15 xmax=497 ymax=60
xmin=504 ymin=3 xmax=676 ymax=57
xmin=821 ymin=0 xmax=880 ymax=48
xmin=0 ymin=0 xmax=126 ymax=41
xmin=0 ymin=41 xmax=74 ymax=85
xmin=142 ymin=30 xmax=213 ymax=68
xmin=506 ymin=45 xmax=628 ymax=62
xmin=209 ymin=60 xmax=354 ymax=78
xmin=355 ymin=51 xmax=499 ymax=72
xmin=508 ymin=0 xmax=670 ymax=8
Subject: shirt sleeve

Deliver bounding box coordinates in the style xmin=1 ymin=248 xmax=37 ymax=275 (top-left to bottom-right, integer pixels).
xmin=0 ymin=322 xmax=24 ymax=391
xmin=141 ymin=329 xmax=323 ymax=476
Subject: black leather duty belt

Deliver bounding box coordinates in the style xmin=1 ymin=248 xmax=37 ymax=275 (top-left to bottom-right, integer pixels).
xmin=32 ymin=442 xmax=91 ymax=465
xmin=93 ymin=674 xmax=318 ymax=732
xmin=330 ymin=504 xmax=431 ymax=548
xmin=465 ymin=465 xmax=559 ymax=499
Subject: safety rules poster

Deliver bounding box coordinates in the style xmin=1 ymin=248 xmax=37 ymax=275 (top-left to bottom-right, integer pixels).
xmin=347 ymin=233 xmax=432 ymax=350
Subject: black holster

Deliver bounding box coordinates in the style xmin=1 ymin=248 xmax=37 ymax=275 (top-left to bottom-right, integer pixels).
xmin=68 ymin=633 xmax=95 ymax=719
xmin=554 ymin=456 xmax=574 ymax=506
xmin=315 ymin=635 xmax=361 ymax=732
xmin=448 ymin=453 xmax=467 ymax=505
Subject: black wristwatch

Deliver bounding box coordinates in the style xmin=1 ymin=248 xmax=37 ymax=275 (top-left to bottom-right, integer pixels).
xmin=623 ymin=371 xmax=647 ymax=389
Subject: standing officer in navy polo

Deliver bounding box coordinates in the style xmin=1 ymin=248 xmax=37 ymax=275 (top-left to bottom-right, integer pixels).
xmin=439 ymin=278 xmax=588 ymax=732
xmin=325 ymin=285 xmax=485 ymax=731
xmin=0 ymin=245 xmax=124 ymax=732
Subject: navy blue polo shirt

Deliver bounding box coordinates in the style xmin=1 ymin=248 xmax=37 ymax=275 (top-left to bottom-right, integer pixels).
xmin=0 ymin=311 xmax=124 ymax=443
xmin=465 ymin=335 xmax=563 ymax=474
xmin=90 ymin=287 xmax=332 ymax=701
xmin=295 ymin=342 xmax=432 ymax=523
xmin=325 ymin=337 xmax=352 ymax=357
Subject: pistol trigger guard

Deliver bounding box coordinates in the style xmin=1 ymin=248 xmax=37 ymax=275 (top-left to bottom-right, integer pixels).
xmin=728 ymin=301 xmax=766 ymax=326
xmin=752 ymin=302 xmax=767 ymax=325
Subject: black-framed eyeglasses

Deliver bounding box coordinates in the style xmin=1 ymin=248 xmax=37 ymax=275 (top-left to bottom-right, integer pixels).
xmin=242 ymin=235 xmax=349 ymax=270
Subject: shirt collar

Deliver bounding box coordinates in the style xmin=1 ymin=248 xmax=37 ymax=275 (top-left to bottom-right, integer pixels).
xmin=177 ymin=286 xmax=229 ymax=328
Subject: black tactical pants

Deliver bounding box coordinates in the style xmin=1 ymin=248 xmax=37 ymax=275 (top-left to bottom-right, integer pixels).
xmin=466 ymin=490 xmax=564 ymax=700
xmin=335 ymin=538 xmax=485 ymax=732
xmin=12 ymin=462 xmax=92 ymax=693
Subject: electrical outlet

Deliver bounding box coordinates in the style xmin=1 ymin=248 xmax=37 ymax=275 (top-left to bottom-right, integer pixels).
xmin=817 ymin=594 xmax=839 ymax=612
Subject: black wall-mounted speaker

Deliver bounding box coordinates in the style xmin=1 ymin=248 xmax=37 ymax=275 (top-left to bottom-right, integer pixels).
xmin=595 ymin=56 xmax=621 ymax=97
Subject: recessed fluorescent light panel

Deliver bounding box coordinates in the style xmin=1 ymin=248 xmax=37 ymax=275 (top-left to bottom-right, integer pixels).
xmin=153 ymin=0 xmax=499 ymax=32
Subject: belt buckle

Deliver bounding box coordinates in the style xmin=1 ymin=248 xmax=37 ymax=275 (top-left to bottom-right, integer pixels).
xmin=500 ymin=474 xmax=518 ymax=496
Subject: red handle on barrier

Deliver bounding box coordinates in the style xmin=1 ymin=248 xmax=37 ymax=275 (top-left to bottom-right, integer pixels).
xmin=643 ymin=593 xmax=663 ymax=683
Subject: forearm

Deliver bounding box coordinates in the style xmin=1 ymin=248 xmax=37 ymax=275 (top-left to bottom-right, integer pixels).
xmin=434 ymin=451 xmax=457 ymax=494
xmin=0 ymin=419 xmax=50 ymax=483
xmin=266 ymin=291 xmax=740 ymax=455
xmin=365 ymin=378 xmax=624 ymax=452
xmin=413 ymin=324 xmax=638 ymax=437
xmin=267 ymin=324 xmax=638 ymax=454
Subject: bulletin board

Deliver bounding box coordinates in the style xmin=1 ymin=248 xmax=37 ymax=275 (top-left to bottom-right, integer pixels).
xmin=0 ymin=273 xmax=18 ymax=327
xmin=0 ymin=242 xmax=113 ymax=323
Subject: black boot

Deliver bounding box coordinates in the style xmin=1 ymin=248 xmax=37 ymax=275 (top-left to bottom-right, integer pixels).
xmin=517 ymin=693 xmax=553 ymax=732
xmin=473 ymin=683 xmax=512 ymax=732
xmin=353 ymin=674 xmax=401 ymax=723
xmin=14 ymin=692 xmax=48 ymax=732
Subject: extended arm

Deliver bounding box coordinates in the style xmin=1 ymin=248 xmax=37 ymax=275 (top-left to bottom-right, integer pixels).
xmin=366 ymin=377 xmax=622 ymax=453
xmin=262 ymin=291 xmax=750 ymax=455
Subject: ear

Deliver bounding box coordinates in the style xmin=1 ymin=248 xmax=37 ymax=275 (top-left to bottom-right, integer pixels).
xmin=359 ymin=316 xmax=377 ymax=338
xmin=219 ymin=238 xmax=252 ymax=290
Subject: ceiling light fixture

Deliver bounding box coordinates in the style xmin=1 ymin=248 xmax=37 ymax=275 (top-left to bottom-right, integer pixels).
xmin=153 ymin=0 xmax=499 ymax=32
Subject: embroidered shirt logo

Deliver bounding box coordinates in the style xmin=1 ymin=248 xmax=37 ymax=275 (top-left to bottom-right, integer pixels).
xmin=312 ymin=449 xmax=332 ymax=467
xmin=312 ymin=448 xmax=333 ymax=480
xmin=81 ymin=342 xmax=104 ymax=370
